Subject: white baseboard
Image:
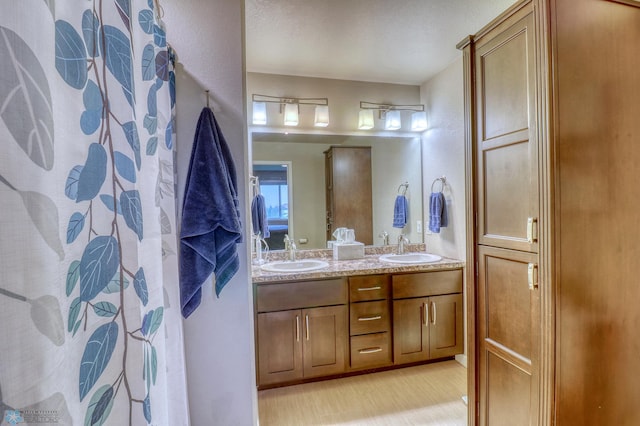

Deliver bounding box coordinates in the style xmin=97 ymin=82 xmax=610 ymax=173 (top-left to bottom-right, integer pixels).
xmin=455 ymin=354 xmax=467 ymax=368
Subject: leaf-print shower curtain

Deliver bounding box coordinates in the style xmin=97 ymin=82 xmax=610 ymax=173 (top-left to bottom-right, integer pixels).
xmin=0 ymin=1 xmax=189 ymax=425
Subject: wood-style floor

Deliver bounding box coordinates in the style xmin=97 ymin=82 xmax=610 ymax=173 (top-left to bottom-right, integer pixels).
xmin=258 ymin=360 xmax=467 ymax=425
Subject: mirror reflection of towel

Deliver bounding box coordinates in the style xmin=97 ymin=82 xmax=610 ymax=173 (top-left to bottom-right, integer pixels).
xmin=251 ymin=194 xmax=270 ymax=238
xmin=429 ymin=192 xmax=448 ymax=233
xmin=179 ymin=107 xmax=242 ymax=318
xmin=393 ymin=195 xmax=408 ymax=228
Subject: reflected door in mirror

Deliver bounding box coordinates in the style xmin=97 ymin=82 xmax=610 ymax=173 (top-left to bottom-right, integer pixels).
xmin=325 ymin=146 xmax=373 ymax=245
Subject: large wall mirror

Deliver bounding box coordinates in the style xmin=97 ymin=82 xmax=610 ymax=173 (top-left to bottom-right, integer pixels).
xmin=251 ymin=131 xmax=423 ymax=250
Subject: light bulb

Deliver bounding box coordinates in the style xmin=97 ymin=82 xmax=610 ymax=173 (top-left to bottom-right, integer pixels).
xmin=385 ymin=110 xmax=401 ymax=130
xmin=314 ymin=105 xmax=329 ymax=127
xmin=252 ymin=102 xmax=267 ymax=125
xmin=358 ymin=110 xmax=374 ymax=130
xmin=411 ymin=111 xmax=428 ymax=131
xmin=283 ymin=103 xmax=298 ymax=126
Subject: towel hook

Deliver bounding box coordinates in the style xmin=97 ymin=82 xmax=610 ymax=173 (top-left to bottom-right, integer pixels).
xmin=430 ymin=176 xmax=446 ymax=193
xmin=397 ymin=182 xmax=409 ymax=196
xmin=250 ymin=175 xmax=260 ymax=196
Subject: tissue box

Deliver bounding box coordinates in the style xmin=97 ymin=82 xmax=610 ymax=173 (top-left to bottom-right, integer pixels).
xmin=333 ymin=242 xmax=365 ymax=260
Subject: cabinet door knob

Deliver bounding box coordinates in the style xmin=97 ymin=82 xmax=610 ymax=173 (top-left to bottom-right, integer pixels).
xmin=527 ymin=217 xmax=538 ymax=243
xmin=528 ymin=263 xmax=539 ymax=290
xmin=296 ymin=315 xmax=300 ymax=342
xmin=423 ymin=302 xmax=429 ymax=326
xmin=432 ymin=302 xmax=437 ymax=325
xmin=305 ymin=314 xmax=310 ymax=341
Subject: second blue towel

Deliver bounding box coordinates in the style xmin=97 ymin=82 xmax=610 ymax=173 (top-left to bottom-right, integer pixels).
xmin=429 ymin=192 xmax=448 ymax=233
xmin=393 ymin=195 xmax=408 ymax=228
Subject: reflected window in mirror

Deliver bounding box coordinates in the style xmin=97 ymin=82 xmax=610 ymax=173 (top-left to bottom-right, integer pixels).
xmin=253 ymin=162 xmax=293 ymax=250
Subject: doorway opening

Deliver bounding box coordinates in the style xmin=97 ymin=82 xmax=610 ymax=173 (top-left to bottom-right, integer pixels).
xmin=252 ymin=161 xmax=293 ymax=250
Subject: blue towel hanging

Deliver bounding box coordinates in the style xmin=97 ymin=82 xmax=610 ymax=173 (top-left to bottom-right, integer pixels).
xmin=179 ymin=107 xmax=242 ymax=318
xmin=429 ymin=192 xmax=448 ymax=233
xmin=393 ymin=195 xmax=408 ymax=228
xmin=251 ymin=193 xmax=270 ymax=238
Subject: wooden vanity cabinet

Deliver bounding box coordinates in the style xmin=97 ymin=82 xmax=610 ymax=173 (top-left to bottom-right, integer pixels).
xmin=392 ymin=270 xmax=463 ymax=365
xmin=255 ymin=278 xmax=348 ymax=387
xmin=255 ymin=269 xmax=463 ymax=387
xmin=347 ymin=275 xmax=392 ymax=370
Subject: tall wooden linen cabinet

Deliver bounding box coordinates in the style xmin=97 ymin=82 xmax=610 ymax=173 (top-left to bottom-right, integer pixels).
xmin=459 ymin=0 xmax=640 ymax=425
xmin=325 ymin=146 xmax=373 ymax=245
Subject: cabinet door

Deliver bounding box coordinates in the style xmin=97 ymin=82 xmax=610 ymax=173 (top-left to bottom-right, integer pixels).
xmin=257 ymin=310 xmax=303 ymax=386
xmin=475 ymin=8 xmax=538 ymax=253
xmin=325 ymin=147 xmax=373 ymax=245
xmin=393 ymin=297 xmax=429 ymax=364
xmin=302 ymin=305 xmax=347 ymax=378
xmin=477 ymin=245 xmax=540 ymax=426
xmin=429 ymin=293 xmax=464 ymax=359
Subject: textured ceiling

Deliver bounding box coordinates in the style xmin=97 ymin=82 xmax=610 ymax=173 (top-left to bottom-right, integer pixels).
xmin=246 ymin=0 xmax=516 ymax=85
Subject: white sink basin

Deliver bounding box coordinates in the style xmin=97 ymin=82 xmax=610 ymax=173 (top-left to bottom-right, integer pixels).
xmin=379 ymin=253 xmax=442 ymax=264
xmin=261 ymin=259 xmax=330 ymax=273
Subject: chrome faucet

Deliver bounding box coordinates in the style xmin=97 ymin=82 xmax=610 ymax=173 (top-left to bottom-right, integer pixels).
xmin=397 ymin=234 xmax=409 ymax=255
xmin=379 ymin=231 xmax=389 ymax=245
xmin=284 ymin=234 xmax=297 ymax=261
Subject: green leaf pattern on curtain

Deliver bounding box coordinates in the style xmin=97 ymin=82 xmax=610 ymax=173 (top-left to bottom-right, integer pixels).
xmin=0 ymin=0 xmax=183 ymax=424
xmin=0 ymin=26 xmax=55 ymax=170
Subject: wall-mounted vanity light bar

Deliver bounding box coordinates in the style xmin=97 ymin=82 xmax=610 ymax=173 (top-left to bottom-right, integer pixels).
xmin=251 ymin=95 xmax=428 ymax=132
xmin=358 ymin=101 xmax=427 ymax=131
xmin=252 ymin=94 xmax=330 ymax=127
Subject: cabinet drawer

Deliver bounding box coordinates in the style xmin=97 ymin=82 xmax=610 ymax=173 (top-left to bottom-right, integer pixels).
xmin=392 ymin=270 xmax=462 ymax=299
xmin=350 ymin=300 xmax=390 ymax=335
xmin=349 ymin=275 xmax=389 ymax=302
xmin=350 ymin=333 xmax=392 ymax=369
xmin=256 ymin=278 xmax=347 ymax=312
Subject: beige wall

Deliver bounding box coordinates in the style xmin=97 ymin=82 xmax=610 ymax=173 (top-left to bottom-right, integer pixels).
xmin=420 ymin=58 xmax=466 ymax=261
xmin=163 ymin=0 xmax=258 ymax=424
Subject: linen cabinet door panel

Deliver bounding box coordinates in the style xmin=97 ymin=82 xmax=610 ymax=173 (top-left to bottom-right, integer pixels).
xmin=257 ymin=310 xmax=303 ymax=386
xmin=393 ymin=297 xmax=429 ymax=364
xmin=477 ymin=245 xmax=540 ymax=426
xmin=429 ymin=293 xmax=464 ymax=359
xmin=302 ymin=305 xmax=347 ymax=378
xmin=475 ymin=8 xmax=539 ymax=253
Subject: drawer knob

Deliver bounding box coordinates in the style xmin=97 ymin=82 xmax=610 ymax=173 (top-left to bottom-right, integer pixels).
xmin=357 ymin=286 xmax=381 ymax=292
xmin=359 ymin=347 xmax=383 ymax=354
xmin=358 ymin=315 xmax=382 ymax=322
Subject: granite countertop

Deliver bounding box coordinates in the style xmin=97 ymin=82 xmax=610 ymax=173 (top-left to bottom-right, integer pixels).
xmin=252 ymin=243 xmax=465 ymax=283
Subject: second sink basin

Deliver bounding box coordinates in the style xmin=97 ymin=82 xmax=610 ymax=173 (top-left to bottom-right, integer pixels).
xmin=379 ymin=253 xmax=442 ymax=264
xmin=260 ymin=259 xmax=330 ymax=273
